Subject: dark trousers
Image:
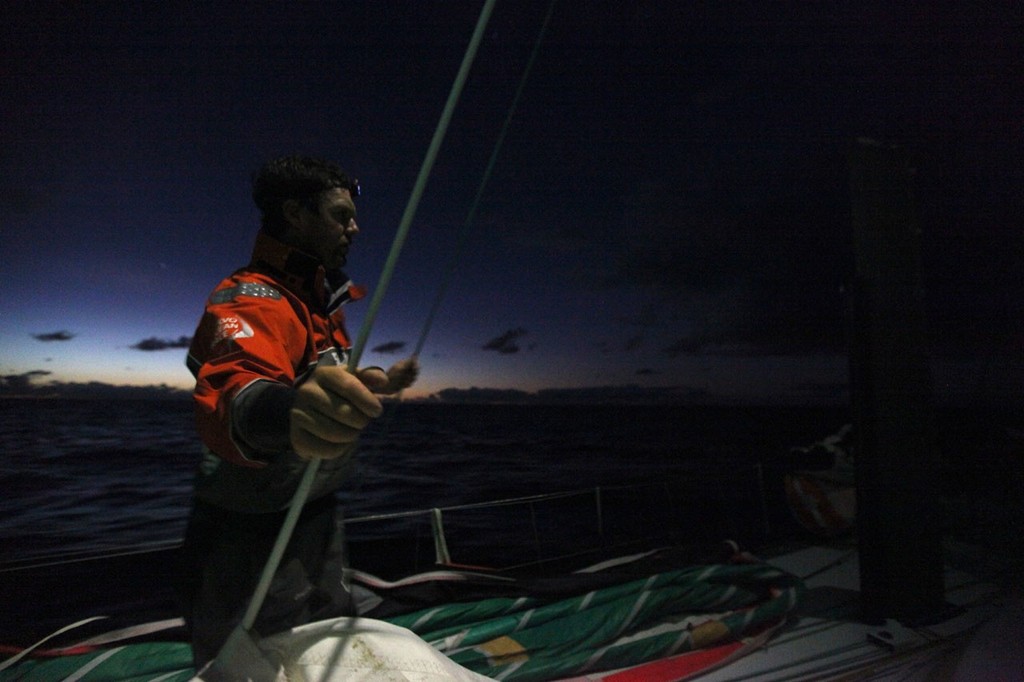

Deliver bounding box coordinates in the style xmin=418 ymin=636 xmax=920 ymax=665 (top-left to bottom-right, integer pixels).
xmin=177 ymin=494 xmax=355 ymax=669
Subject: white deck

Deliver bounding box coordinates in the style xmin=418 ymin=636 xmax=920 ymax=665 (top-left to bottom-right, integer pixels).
xmin=695 ymin=543 xmax=1019 ymax=681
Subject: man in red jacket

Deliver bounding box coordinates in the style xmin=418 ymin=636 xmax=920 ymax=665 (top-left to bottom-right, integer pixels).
xmin=180 ymin=155 xmax=418 ymax=668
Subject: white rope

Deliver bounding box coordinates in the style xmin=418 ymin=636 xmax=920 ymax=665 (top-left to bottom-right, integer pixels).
xmin=61 ymin=646 xmax=126 ymax=682
xmin=413 ymin=0 xmax=558 ymax=358
xmin=0 ymin=616 xmax=107 ymax=673
xmin=239 ymin=0 xmax=499 ymax=634
xmin=332 ymin=0 xmax=556 ymax=551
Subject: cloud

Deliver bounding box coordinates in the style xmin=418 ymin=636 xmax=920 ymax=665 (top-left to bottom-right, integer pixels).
xmin=482 ymin=328 xmax=528 ymax=354
xmin=432 ymin=384 xmax=707 ymax=404
xmin=372 ymin=341 xmax=407 ymax=354
xmin=535 ymin=385 xmax=710 ymax=404
xmin=1 ymin=370 xmax=52 ymax=393
xmin=0 ymin=373 xmax=190 ymax=399
xmin=436 ymin=387 xmax=533 ymax=403
xmin=131 ymin=336 xmax=192 ymax=351
xmin=33 ymin=331 xmax=75 ymax=342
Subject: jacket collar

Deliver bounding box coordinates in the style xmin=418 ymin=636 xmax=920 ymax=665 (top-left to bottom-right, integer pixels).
xmin=250 ymin=231 xmax=365 ymax=313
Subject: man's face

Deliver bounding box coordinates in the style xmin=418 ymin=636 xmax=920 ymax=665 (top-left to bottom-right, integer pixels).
xmin=294 ymin=187 xmax=359 ymax=270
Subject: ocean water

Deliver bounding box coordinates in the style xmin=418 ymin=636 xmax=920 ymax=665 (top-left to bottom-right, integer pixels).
xmin=0 ymin=398 xmax=1017 ymax=568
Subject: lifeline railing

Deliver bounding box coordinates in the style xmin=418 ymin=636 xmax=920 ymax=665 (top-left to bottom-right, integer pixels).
xmin=0 ymin=461 xmax=772 ymax=576
xmin=342 ymin=463 xmax=772 ymax=572
xmin=344 ymin=488 xmax=605 ymax=567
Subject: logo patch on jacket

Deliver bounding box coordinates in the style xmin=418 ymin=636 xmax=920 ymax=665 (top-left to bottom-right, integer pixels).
xmin=212 ymin=316 xmax=254 ymax=349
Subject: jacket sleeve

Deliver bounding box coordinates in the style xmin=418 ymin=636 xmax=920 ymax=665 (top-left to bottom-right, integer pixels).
xmin=187 ymin=279 xmax=309 ymax=466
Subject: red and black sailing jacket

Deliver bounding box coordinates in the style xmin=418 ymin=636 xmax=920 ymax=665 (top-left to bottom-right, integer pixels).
xmin=185 ymin=231 xmax=365 ymax=512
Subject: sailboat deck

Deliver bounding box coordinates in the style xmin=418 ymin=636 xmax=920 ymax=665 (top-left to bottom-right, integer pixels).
xmin=693 ymin=543 xmax=1016 ymax=681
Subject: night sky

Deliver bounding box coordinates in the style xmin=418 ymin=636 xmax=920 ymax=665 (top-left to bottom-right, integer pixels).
xmin=2 ymin=1 xmax=1021 ymax=404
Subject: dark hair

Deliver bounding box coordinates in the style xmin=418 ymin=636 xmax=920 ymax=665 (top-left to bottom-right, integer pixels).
xmin=252 ymin=156 xmax=358 ymax=235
